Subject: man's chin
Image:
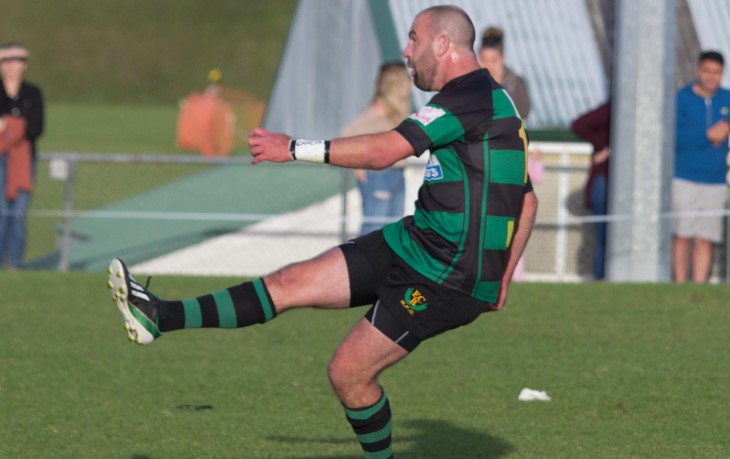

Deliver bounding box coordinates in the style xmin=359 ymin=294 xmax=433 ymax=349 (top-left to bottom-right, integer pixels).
xmin=702 ymin=83 xmax=720 ymax=94
xmin=413 ymin=77 xmax=430 ymax=92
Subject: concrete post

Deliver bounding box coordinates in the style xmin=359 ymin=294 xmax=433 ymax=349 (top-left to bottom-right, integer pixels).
xmin=607 ymin=0 xmax=676 ymax=281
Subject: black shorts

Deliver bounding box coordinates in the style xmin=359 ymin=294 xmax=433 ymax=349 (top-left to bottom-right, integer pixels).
xmin=340 ymin=230 xmax=487 ymax=352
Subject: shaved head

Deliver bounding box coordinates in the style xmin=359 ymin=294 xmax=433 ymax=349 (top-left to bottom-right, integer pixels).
xmin=404 ymin=5 xmax=481 ymax=91
xmin=419 ymin=5 xmax=476 ymax=50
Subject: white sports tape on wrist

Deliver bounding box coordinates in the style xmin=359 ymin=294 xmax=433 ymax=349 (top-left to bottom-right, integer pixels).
xmin=289 ymin=139 xmax=330 ymax=163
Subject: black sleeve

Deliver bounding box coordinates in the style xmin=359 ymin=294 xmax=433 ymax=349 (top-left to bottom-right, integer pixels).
xmin=394 ymin=119 xmax=432 ymax=157
xmin=23 ymin=85 xmax=45 ymax=141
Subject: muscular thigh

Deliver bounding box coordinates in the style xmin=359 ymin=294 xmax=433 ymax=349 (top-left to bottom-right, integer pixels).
xmin=266 ymin=246 xmax=352 ymax=311
xmin=331 ymin=317 xmax=410 ymax=381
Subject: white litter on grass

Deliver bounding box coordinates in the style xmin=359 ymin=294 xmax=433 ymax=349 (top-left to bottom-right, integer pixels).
xmin=518 ymin=388 xmax=552 ymax=402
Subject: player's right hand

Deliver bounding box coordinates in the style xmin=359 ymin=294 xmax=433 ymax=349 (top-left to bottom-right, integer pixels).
xmin=248 ymin=128 xmax=293 ymax=164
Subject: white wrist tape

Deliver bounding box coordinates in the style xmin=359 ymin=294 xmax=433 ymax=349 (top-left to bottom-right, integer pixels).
xmin=289 ymin=139 xmax=330 ymax=163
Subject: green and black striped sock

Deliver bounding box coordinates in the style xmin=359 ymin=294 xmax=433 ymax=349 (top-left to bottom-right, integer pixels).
xmin=344 ymin=389 xmax=393 ymax=459
xmin=157 ymin=278 xmax=276 ymax=332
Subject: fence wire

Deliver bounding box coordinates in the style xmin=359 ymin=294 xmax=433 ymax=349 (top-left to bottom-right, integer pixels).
xmin=14 ymin=147 xmax=728 ymax=282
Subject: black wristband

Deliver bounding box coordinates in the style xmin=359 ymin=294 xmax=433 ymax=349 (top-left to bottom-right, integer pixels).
xmin=289 ymin=139 xmax=296 ymax=160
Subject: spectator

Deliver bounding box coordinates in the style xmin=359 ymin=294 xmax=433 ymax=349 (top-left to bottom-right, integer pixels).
xmin=341 ymin=62 xmax=412 ymax=235
xmin=0 ymin=42 xmax=44 ymax=270
xmin=571 ymin=100 xmax=611 ymax=280
xmin=672 ymin=50 xmax=730 ymax=283
xmin=478 ymin=26 xmax=530 ymax=119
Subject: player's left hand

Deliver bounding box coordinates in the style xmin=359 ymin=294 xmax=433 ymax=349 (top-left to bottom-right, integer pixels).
xmin=248 ymin=128 xmax=292 ymax=164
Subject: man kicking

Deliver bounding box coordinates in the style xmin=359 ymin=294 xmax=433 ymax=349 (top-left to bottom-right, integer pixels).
xmin=108 ymin=5 xmax=538 ymax=458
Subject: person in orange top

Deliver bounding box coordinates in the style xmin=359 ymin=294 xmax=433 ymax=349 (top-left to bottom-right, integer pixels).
xmin=0 ymin=42 xmax=44 ymax=269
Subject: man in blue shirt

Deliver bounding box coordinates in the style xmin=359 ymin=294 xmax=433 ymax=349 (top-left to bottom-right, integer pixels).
xmin=673 ymin=50 xmax=730 ymax=283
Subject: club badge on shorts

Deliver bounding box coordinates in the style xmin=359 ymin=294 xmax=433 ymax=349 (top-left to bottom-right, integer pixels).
xmin=400 ymin=288 xmax=428 ymax=316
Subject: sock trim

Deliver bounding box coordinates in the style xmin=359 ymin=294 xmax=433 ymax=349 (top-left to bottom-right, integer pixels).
xmin=344 ymin=391 xmax=387 ymax=421
xmin=212 ymin=289 xmax=237 ymax=328
xmin=356 ymin=419 xmax=392 ymax=444
xmin=182 ymin=298 xmax=202 ymax=328
xmin=363 ymin=450 xmax=393 ymax=459
xmin=252 ymin=279 xmax=275 ymax=322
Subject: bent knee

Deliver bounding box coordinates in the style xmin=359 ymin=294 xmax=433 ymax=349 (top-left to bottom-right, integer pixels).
xmin=327 ymin=354 xmax=366 ymax=394
xmin=266 ymin=265 xmax=293 ymax=290
xmin=265 ymin=262 xmax=309 ymax=299
xmin=327 ymin=357 xmax=348 ymax=390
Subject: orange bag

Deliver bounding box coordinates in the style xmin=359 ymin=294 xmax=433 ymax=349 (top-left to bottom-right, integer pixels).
xmin=176 ymin=88 xmax=234 ymax=156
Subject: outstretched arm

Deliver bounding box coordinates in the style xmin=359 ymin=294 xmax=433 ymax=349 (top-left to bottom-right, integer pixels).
xmin=248 ymin=128 xmax=414 ymax=170
xmin=486 ymin=190 xmax=538 ymax=311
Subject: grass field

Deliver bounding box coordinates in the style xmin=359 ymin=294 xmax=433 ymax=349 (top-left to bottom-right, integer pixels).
xmin=2 ymin=274 xmax=728 ymax=458
xmin=44 ymin=104 xmax=185 ymax=154
xmin=1 ymin=0 xmax=297 ymax=104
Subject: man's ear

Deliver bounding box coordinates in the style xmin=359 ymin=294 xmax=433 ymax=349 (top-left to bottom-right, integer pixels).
xmin=435 ymin=34 xmax=450 ymax=57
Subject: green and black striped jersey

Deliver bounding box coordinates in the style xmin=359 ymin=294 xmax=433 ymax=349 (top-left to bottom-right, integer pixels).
xmin=383 ymin=68 xmax=531 ymax=303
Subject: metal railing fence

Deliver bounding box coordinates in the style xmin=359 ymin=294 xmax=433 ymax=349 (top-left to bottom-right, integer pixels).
xmin=11 ymin=145 xmax=726 ymax=281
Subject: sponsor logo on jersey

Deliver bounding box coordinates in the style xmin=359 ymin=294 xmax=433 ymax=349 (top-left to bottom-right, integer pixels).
xmin=722 ymin=106 xmax=730 ymax=116
xmin=424 ymin=154 xmax=443 ymax=181
xmin=400 ymin=288 xmax=428 ymax=316
xmin=409 ymin=105 xmax=445 ymax=126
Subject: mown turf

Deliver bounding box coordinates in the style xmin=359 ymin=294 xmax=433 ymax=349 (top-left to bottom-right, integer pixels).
xmin=1 ymin=0 xmax=296 ymax=104
xmin=1 ymin=274 xmax=728 ymax=458
xmin=44 ymin=104 xmax=186 ymax=154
